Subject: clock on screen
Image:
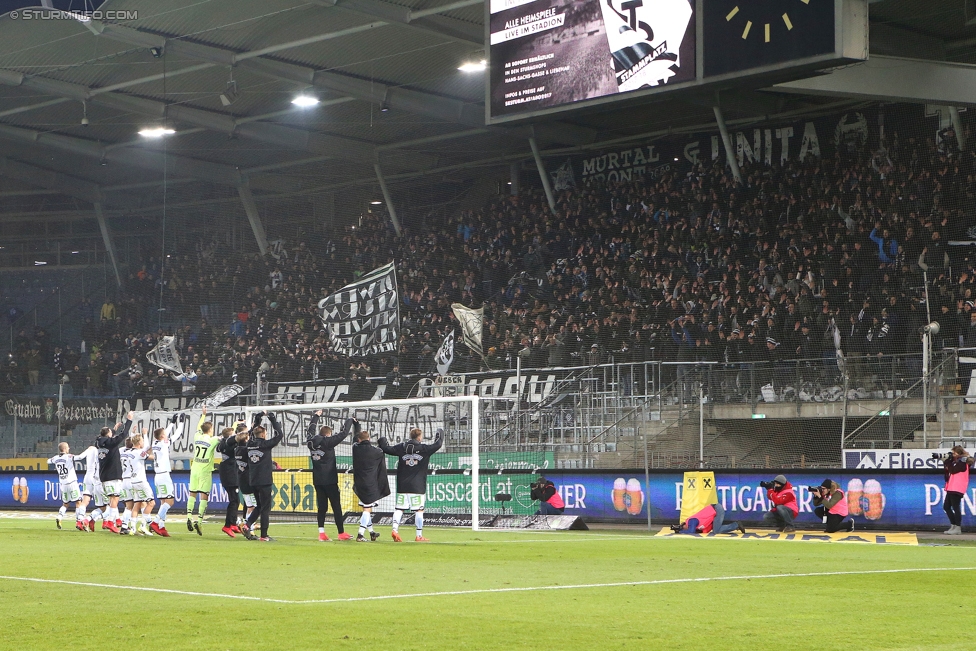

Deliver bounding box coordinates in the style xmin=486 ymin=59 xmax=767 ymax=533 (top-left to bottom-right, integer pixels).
xmin=703 ymin=0 xmax=836 ymax=77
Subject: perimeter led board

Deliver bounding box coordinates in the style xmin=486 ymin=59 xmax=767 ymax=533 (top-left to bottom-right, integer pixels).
xmin=486 ymin=0 xmax=868 ymax=125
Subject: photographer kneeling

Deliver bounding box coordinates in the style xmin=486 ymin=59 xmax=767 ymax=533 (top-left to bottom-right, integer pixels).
xmin=760 ymin=475 xmax=798 ymax=533
xmin=531 ymin=477 xmax=565 ymax=515
xmin=812 ymin=479 xmax=855 ymax=533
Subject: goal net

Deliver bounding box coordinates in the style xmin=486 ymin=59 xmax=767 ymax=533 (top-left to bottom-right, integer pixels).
xmin=130 ymin=395 xmax=547 ymax=530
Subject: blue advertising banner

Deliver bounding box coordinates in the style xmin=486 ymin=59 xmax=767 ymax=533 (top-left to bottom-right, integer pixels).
xmin=2 ymin=472 xmax=229 ymax=510
xmin=543 ymin=471 xmax=966 ymax=530
xmin=2 ymin=469 xmax=971 ymax=530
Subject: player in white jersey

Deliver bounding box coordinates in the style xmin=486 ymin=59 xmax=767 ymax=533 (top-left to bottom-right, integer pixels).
xmin=77 ymin=444 xmax=104 ymax=532
xmin=119 ymin=438 xmax=137 ymax=534
xmin=47 ymin=442 xmax=85 ymax=531
xmin=127 ymin=431 xmax=156 ymax=536
xmin=150 ymin=414 xmax=182 ymax=537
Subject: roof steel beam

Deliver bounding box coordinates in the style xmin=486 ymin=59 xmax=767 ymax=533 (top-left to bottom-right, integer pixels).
xmin=309 ymin=0 xmax=483 ymax=45
xmin=79 ymin=19 xmax=597 ymax=146
xmin=0 ymin=66 xmax=437 ymax=170
xmin=0 ymin=122 xmax=301 ymax=193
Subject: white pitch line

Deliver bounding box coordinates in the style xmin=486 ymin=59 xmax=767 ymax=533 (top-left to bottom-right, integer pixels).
xmin=2 ymin=567 xmax=972 ymax=605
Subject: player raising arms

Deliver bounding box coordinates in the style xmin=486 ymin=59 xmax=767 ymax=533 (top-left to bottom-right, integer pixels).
xmin=306 ymin=410 xmax=357 ymax=541
xmin=150 ymin=414 xmax=182 ymax=537
xmin=127 ymin=430 xmax=156 ymax=536
xmin=77 ymin=442 xmax=105 ymax=531
xmin=379 ymin=427 xmax=443 ymax=542
xmin=47 ymin=442 xmax=86 ymax=531
xmin=96 ymin=413 xmax=133 ymax=534
xmin=351 ymin=428 xmax=390 ymax=542
xmin=119 ymin=437 xmax=137 ymax=534
xmin=187 ymin=405 xmax=219 ymax=535
xmin=244 ymin=411 xmax=284 ymax=542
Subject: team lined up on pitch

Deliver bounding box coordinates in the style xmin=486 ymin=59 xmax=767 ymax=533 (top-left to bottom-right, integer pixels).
xmin=47 ymin=408 xmax=442 ymax=543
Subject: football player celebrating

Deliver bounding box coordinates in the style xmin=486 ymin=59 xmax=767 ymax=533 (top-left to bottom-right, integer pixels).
xmin=47 ymin=442 xmax=85 ymax=531
xmin=187 ymin=406 xmax=219 ymax=535
xmin=351 ymin=428 xmax=390 ymax=542
xmin=127 ymin=431 xmax=156 ymax=536
xmin=96 ymin=413 xmax=133 ymax=534
xmin=150 ymin=414 xmax=182 ymax=537
xmin=306 ymin=410 xmax=357 ymax=541
xmin=77 ymin=443 xmax=103 ymax=532
xmin=379 ymin=428 xmax=442 ymax=542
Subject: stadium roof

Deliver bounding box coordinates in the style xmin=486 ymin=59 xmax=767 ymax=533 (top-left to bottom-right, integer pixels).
xmin=0 ymin=0 xmax=971 ymax=223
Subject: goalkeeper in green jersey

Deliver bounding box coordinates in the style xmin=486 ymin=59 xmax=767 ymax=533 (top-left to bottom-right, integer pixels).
xmin=187 ymin=406 xmax=219 ymax=535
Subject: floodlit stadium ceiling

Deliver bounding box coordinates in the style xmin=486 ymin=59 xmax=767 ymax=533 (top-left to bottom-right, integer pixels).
xmin=0 ymin=0 xmax=971 ymax=223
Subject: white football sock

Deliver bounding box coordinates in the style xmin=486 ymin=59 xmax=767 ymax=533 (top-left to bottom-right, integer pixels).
xmin=158 ymin=502 xmax=171 ymax=523
xmin=415 ymin=511 xmax=424 ymax=536
xmin=58 ymin=505 xmax=67 ymax=518
xmin=392 ymin=509 xmax=403 ymax=533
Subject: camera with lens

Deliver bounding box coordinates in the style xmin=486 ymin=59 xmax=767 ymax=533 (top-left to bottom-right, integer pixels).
xmin=807 ymin=486 xmax=823 ymax=493
xmin=759 ymin=481 xmax=774 ymax=489
xmin=932 ymin=452 xmax=952 ymax=461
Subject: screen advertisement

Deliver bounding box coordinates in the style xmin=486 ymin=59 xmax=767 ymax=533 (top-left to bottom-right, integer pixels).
xmin=3 ymin=469 xmax=960 ymax=530
xmin=488 ymin=0 xmax=695 ymax=120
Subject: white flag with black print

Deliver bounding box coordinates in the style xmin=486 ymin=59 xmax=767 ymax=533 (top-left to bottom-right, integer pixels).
xmin=199 ymin=384 xmax=244 ymax=409
xmin=435 ymin=330 xmax=455 ymax=375
xmin=146 ymin=336 xmax=183 ymax=375
xmin=451 ymin=303 xmax=483 ymax=354
xmin=317 ymin=261 xmax=400 ymax=357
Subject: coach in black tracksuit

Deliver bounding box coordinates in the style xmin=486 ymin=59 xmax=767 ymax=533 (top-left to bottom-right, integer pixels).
xmin=244 ymin=412 xmax=283 ymax=541
xmin=95 ymin=413 xmax=132 ymax=532
xmin=306 ymin=411 xmax=358 ymax=540
xmin=216 ymin=426 xmax=240 ymax=536
xmin=351 ymin=429 xmax=390 ymax=541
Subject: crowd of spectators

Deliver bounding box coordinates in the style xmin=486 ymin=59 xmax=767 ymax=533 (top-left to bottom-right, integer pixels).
xmin=3 ymin=117 xmax=976 ymax=399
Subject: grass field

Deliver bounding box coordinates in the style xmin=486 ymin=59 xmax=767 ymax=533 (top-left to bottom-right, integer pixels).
xmin=2 ymin=515 xmax=974 ymax=650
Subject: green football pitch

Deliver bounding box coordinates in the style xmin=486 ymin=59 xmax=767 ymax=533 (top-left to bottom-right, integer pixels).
xmin=1 ymin=516 xmax=974 ymax=651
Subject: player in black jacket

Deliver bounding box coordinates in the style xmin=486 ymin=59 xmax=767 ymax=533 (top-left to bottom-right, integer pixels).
xmin=95 ymin=412 xmax=133 ymax=534
xmin=244 ymin=412 xmax=283 ymax=541
xmin=306 ymin=410 xmax=358 ymax=541
xmin=234 ymin=428 xmax=256 ymax=540
xmin=216 ymin=426 xmax=239 ymax=538
xmin=379 ymin=427 xmax=442 ymax=542
xmin=351 ymin=429 xmax=390 ymax=542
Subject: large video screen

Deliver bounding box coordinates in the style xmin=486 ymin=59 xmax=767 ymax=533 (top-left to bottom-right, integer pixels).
xmin=488 ymin=0 xmax=696 ymax=120
xmin=488 ymin=0 xmax=867 ymax=125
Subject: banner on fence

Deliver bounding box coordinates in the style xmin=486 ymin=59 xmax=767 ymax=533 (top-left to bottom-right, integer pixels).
xmin=2 ymin=395 xmax=119 ymax=426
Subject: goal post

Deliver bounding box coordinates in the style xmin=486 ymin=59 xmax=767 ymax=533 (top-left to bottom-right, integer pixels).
xmin=133 ymin=394 xmax=499 ymax=530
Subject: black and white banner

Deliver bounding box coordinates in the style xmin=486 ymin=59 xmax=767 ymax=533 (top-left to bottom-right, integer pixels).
xmin=435 ymin=330 xmax=455 ymax=375
xmin=199 ymin=384 xmax=245 ymax=409
xmin=451 ymin=303 xmax=484 ymax=355
xmin=146 ymin=336 xmax=183 ymax=375
xmin=317 ymin=261 xmax=400 ymax=357
xmin=2 ymin=395 xmax=120 ymax=426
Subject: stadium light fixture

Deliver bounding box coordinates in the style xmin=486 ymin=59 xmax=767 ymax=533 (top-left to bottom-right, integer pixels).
xmin=370 ymin=200 xmax=383 ymax=205
xmin=458 ymin=60 xmax=486 ymax=73
xmin=34 ymin=261 xmax=47 ymax=266
xmin=138 ymin=127 xmax=176 ymax=138
xmin=291 ymin=94 xmax=320 ymax=108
